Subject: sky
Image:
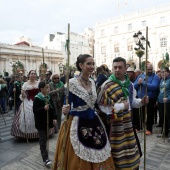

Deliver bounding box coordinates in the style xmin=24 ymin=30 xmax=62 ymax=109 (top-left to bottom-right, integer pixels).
xmin=0 ymin=0 xmax=169 ymax=45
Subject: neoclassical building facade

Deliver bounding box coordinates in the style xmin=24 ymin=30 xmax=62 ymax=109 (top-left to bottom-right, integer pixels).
xmin=94 ymin=3 xmax=170 ymax=70
xmin=43 ymin=30 xmax=93 ymax=66
xmin=0 ymin=42 xmax=64 ymax=76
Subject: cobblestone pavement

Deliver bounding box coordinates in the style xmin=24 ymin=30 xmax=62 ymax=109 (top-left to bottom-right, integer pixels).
xmin=139 ymin=126 xmax=170 ymax=170
xmin=1 ymin=122 xmax=170 ymax=170
xmin=0 ymin=110 xmax=14 ymax=141
xmin=1 ymin=135 xmax=58 ymax=170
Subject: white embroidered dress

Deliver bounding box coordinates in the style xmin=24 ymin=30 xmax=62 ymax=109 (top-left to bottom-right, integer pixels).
xmin=11 ymin=81 xmax=39 ymax=138
xmin=19 ymin=81 xmax=39 ymax=133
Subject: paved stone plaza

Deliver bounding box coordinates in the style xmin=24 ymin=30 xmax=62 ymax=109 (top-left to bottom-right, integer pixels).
xmin=1 ymin=111 xmax=170 ymax=170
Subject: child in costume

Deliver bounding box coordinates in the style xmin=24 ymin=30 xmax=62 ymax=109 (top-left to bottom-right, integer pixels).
xmin=33 ymin=81 xmax=57 ymax=166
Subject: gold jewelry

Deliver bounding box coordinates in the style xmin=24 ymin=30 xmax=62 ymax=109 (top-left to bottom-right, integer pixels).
xmin=79 ymin=78 xmax=92 ymax=95
xmin=80 ymin=76 xmax=90 ymax=85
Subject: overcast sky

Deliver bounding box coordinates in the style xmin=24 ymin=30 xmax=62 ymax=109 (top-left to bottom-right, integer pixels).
xmin=0 ymin=0 xmax=169 ymax=45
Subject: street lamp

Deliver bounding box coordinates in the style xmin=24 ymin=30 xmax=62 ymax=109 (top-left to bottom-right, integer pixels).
xmin=133 ymin=31 xmax=149 ymax=69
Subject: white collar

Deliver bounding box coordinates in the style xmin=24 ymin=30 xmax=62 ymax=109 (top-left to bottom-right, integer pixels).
xmin=69 ymin=78 xmax=97 ymax=109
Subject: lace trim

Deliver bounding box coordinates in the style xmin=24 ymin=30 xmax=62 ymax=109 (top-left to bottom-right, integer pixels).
xmin=70 ymin=116 xmax=111 ymax=163
xmin=19 ymin=98 xmax=37 ymax=133
xmin=72 ymin=105 xmax=89 ymax=111
xmin=97 ymin=80 xmax=111 ymax=104
xmin=22 ymin=81 xmax=39 ymax=90
xmin=69 ymin=78 xmax=97 ymax=109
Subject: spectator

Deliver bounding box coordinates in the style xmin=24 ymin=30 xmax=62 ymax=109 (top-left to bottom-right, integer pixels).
xmin=0 ymin=78 xmax=8 ymax=113
xmin=134 ymin=63 xmax=160 ymax=135
xmin=157 ymin=67 xmax=170 ymax=138
xmin=60 ymin=70 xmax=73 ymax=84
xmin=126 ymin=67 xmax=136 ymax=83
xmin=45 ymin=70 xmax=52 ymax=83
xmin=49 ymin=74 xmax=64 ymax=132
xmin=95 ymin=66 xmax=108 ymax=91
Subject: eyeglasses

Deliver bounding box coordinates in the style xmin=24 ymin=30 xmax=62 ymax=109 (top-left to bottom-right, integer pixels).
xmin=53 ymin=77 xmax=59 ymax=79
xmin=30 ymin=73 xmax=36 ymax=75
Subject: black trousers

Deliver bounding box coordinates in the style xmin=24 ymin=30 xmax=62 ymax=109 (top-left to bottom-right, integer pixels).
xmin=132 ymin=108 xmax=142 ymax=131
xmin=38 ymin=130 xmax=48 ymax=162
xmin=134 ymin=98 xmax=156 ymax=132
xmin=158 ymin=102 xmax=170 ymax=135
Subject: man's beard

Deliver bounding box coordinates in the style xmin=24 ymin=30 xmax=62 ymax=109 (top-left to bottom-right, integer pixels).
xmin=147 ymin=72 xmax=152 ymax=76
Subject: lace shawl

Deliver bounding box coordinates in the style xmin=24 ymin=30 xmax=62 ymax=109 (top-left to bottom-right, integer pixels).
xmin=69 ymin=78 xmax=111 ymax=163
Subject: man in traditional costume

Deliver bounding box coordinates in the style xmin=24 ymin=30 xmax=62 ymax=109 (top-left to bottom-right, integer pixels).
xmin=97 ymin=57 xmax=148 ymax=170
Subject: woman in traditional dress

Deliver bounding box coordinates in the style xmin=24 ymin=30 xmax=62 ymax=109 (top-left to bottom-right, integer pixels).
xmin=49 ymin=74 xmax=64 ymax=133
xmin=53 ymin=54 xmax=114 ymax=170
xmin=11 ymin=70 xmax=40 ymax=138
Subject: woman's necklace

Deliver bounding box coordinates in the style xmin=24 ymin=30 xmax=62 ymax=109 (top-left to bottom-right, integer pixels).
xmin=79 ymin=78 xmax=92 ymax=95
xmin=29 ymin=80 xmax=36 ymax=88
xmin=80 ymin=76 xmax=90 ymax=85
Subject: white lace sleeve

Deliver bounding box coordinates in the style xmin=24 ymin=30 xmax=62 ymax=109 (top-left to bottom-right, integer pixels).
xmin=98 ymin=105 xmax=113 ymax=115
xmin=132 ymin=85 xmax=142 ymax=108
xmin=22 ymin=82 xmax=27 ymax=90
xmin=98 ymin=102 xmax=124 ymax=114
xmin=114 ymin=103 xmax=125 ymax=113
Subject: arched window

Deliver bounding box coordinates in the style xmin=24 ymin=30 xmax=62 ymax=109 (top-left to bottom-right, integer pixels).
xmin=160 ymin=38 xmax=167 ymax=48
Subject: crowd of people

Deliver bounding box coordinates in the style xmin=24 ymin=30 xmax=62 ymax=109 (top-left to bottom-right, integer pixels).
xmin=0 ymin=54 xmax=169 ymax=169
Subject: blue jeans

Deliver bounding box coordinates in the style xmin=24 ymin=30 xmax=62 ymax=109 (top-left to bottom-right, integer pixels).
xmin=0 ymin=97 xmax=6 ymax=113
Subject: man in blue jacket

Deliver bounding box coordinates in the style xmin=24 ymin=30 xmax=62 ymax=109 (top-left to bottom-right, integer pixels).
xmin=134 ymin=63 xmax=160 ymax=135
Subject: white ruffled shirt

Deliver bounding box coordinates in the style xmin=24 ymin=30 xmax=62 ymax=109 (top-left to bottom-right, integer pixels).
xmin=99 ymin=82 xmax=142 ymax=115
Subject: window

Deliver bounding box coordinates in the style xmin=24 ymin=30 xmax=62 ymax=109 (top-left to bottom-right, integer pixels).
xmin=128 ymin=24 xmax=132 ymax=31
xmin=142 ymin=21 xmax=146 ymax=27
xmin=114 ymin=45 xmax=119 ymax=53
xmin=102 ymin=55 xmax=106 ymax=63
xmin=101 ymin=46 xmax=106 ymax=54
xmin=114 ymin=26 xmax=118 ymax=33
xmin=127 ymin=44 xmax=133 ymax=51
xmin=160 ymin=38 xmax=167 ymax=47
xmin=160 ymin=16 xmax=165 ymax=24
xmin=101 ymin=29 xmax=105 ymax=36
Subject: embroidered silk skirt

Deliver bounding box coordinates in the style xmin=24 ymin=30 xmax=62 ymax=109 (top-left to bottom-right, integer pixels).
xmin=53 ymin=115 xmax=114 ymax=170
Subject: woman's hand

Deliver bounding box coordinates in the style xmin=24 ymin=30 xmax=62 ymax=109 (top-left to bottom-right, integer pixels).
xmin=62 ymin=104 xmax=70 ymax=115
xmin=141 ymin=95 xmax=149 ymax=105
xmin=163 ymin=98 xmax=168 ymax=103
xmin=22 ymin=93 xmax=26 ymax=98
xmin=44 ymin=104 xmax=49 ymax=110
xmin=21 ymin=90 xmax=26 ymax=98
xmin=53 ymin=119 xmax=57 ymax=126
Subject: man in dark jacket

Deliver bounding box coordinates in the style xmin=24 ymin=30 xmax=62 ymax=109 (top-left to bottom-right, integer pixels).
xmin=33 ymin=81 xmax=57 ymax=167
xmin=13 ymin=74 xmax=24 ymax=112
xmin=134 ymin=63 xmax=160 ymax=135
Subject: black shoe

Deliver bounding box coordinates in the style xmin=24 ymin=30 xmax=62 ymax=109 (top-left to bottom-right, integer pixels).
xmin=44 ymin=159 xmax=51 ymax=166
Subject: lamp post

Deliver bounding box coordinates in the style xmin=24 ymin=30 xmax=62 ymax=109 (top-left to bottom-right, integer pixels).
xmin=133 ymin=31 xmax=147 ymax=70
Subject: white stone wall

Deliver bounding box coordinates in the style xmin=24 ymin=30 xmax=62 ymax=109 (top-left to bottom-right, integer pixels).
xmin=94 ymin=3 xmax=170 ymax=70
xmin=0 ymin=43 xmax=64 ymax=75
xmin=43 ymin=32 xmax=92 ymax=66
